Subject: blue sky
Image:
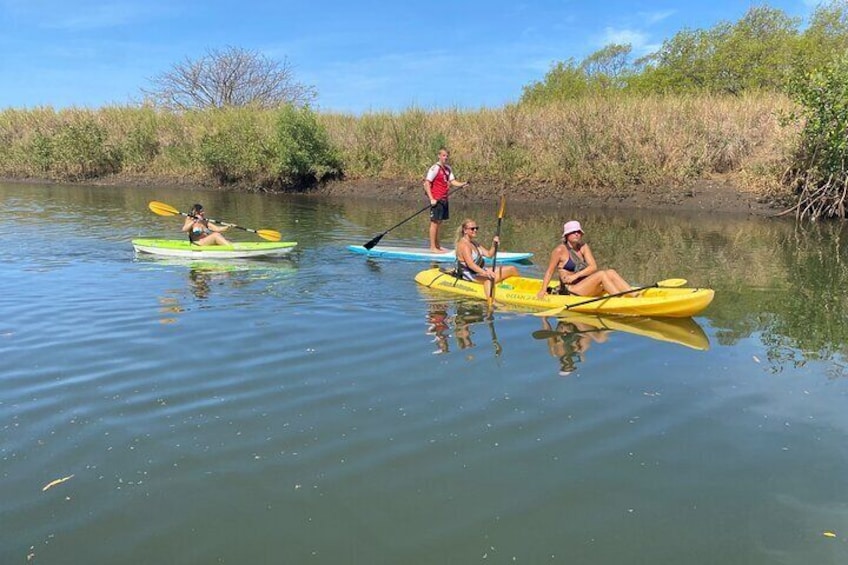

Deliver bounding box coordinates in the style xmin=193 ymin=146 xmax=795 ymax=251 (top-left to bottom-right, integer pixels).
xmin=0 ymin=0 xmax=820 ymax=113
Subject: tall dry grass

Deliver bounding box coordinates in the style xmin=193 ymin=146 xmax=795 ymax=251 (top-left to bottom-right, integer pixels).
xmin=321 ymin=92 xmax=798 ymax=195
xmin=0 ymin=93 xmax=799 ymax=196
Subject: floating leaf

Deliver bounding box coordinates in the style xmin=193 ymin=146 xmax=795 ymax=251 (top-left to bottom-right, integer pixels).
xmin=42 ymin=474 xmax=74 ymax=492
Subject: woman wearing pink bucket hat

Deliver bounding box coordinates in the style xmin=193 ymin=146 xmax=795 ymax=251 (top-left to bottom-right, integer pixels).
xmin=535 ymin=220 xmax=634 ymax=299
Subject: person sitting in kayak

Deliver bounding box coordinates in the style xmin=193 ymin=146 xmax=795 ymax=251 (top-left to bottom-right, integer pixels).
xmin=182 ymin=204 xmax=232 ymax=246
xmin=535 ymin=220 xmax=634 ymax=298
xmin=455 ymin=218 xmax=519 ymax=294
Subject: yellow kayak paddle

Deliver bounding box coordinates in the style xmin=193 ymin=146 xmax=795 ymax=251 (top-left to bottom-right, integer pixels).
xmin=147 ymin=201 xmax=282 ymax=242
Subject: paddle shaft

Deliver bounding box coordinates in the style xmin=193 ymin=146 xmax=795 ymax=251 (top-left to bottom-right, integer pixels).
xmin=363 ymin=182 xmax=470 ymax=250
xmin=532 ymin=328 xmax=607 ymax=339
xmin=148 ymin=201 xmax=281 ymax=241
xmin=186 ymin=213 xmax=279 ymax=240
xmin=200 ymin=216 xmax=254 ymax=234
xmin=488 ymin=196 xmax=506 ymax=303
xmin=534 ymin=278 xmax=687 ymax=317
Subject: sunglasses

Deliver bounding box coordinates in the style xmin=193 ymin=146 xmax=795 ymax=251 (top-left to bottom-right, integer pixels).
xmin=467 ymin=226 xmax=479 ymax=231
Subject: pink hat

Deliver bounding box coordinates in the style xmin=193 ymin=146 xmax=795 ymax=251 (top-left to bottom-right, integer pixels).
xmin=562 ymin=220 xmax=583 ymax=237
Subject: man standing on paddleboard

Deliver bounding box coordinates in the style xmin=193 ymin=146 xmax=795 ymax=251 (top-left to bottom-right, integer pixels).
xmin=424 ymin=148 xmax=468 ymax=253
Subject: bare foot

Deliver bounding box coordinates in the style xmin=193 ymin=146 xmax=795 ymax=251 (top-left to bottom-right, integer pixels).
xmin=430 ymin=247 xmax=449 ymax=253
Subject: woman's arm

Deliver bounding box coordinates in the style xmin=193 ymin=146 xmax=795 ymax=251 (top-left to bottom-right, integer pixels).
xmin=181 ymin=217 xmax=193 ymax=232
xmin=207 ymin=222 xmax=229 ymax=233
xmin=457 ymin=241 xmax=493 ymax=278
xmin=536 ymin=246 xmax=562 ymax=297
xmin=562 ymin=244 xmax=598 ymax=284
xmin=478 ymin=236 xmax=502 ymax=258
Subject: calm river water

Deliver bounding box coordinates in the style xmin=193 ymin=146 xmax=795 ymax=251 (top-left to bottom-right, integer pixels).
xmin=2 ymin=182 xmax=848 ymax=564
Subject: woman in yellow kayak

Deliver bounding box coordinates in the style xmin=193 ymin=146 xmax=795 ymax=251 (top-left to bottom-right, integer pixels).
xmin=536 ymin=220 xmax=633 ymax=298
xmin=182 ymin=204 xmax=232 ymax=246
xmin=455 ymin=218 xmax=519 ymax=294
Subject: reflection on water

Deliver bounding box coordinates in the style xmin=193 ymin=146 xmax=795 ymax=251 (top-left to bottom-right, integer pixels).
xmin=537 ymin=316 xmax=611 ymax=376
xmin=533 ymin=314 xmax=710 ymax=376
xmin=133 ymin=255 xmax=299 ymax=322
xmin=425 ymin=300 xmax=502 ymax=357
xmin=187 ymin=266 xmax=219 ymax=299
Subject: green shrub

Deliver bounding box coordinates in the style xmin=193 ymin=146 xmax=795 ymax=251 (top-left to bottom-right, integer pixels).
xmin=270 ymin=105 xmax=342 ymax=189
xmin=781 ymin=54 xmax=848 ymax=219
xmin=49 ymin=117 xmax=119 ymax=180
xmin=197 ymin=109 xmax=272 ymax=185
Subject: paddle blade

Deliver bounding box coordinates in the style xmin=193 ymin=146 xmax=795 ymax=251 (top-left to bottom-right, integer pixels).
xmin=532 ymin=330 xmax=561 ymax=339
xmin=497 ymin=195 xmax=506 ymax=219
xmin=148 ymin=201 xmax=180 ymax=217
xmin=362 ymin=233 xmax=385 ymax=250
xmin=658 ymin=278 xmax=687 ymax=287
xmin=534 ymin=306 xmax=567 ymax=318
xmin=256 ymin=229 xmax=282 ymax=242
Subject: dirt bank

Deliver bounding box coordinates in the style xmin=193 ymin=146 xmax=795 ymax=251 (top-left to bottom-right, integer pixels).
xmin=13 ymin=172 xmax=781 ymax=216
xmin=312 ymin=176 xmax=779 ymax=216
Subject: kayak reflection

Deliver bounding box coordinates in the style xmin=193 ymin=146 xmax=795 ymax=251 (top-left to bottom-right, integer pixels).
xmin=425 ymin=301 xmax=501 ymax=356
xmin=135 ymin=256 xmax=298 ymax=322
xmin=534 ymin=314 xmax=710 ymax=376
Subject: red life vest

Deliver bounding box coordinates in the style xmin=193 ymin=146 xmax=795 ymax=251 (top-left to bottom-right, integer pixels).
xmin=430 ymin=164 xmax=451 ymax=200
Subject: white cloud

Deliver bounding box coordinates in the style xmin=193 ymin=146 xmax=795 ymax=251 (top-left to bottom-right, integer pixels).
xmin=601 ymin=27 xmax=650 ymax=51
xmin=640 ymin=10 xmax=675 ymax=26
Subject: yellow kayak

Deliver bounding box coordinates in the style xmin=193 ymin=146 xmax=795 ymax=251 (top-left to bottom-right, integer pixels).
xmin=532 ymin=313 xmax=710 ymax=351
xmin=414 ymin=268 xmax=714 ymax=318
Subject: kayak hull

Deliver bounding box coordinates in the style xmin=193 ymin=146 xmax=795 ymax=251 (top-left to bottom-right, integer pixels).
xmin=533 ymin=313 xmax=710 ymax=350
xmin=132 ymin=239 xmax=297 ymax=259
xmin=347 ymin=245 xmax=533 ymax=263
xmin=414 ymin=268 xmax=714 ymax=318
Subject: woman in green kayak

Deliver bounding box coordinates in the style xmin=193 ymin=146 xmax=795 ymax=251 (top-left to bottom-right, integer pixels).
xmin=182 ymin=204 xmax=232 ymax=246
xmin=536 ymin=220 xmax=633 ymax=298
xmin=455 ymin=218 xmax=519 ymax=294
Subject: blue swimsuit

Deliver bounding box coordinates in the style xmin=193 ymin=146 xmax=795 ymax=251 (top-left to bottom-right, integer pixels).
xmin=558 ymin=245 xmax=588 ymax=291
xmin=189 ymin=219 xmax=211 ymax=242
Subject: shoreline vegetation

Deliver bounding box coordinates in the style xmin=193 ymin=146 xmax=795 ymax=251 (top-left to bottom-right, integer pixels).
xmin=0 ymin=93 xmax=796 ymax=216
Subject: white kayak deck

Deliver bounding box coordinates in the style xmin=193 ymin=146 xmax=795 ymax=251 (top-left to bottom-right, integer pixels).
xmin=132 ymin=239 xmax=297 ymax=259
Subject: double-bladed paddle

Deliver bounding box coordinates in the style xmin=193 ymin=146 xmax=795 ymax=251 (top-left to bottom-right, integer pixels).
xmin=362 ymin=182 xmax=471 ymax=250
xmin=147 ymin=201 xmax=282 ymax=242
xmin=533 ymin=278 xmax=688 ymax=317
xmin=487 ymin=195 xmax=507 ymax=308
